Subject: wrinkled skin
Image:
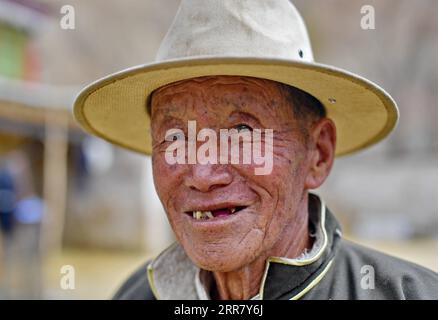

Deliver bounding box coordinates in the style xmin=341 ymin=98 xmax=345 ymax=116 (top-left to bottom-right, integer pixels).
xmin=150 ymin=76 xmax=336 ymax=299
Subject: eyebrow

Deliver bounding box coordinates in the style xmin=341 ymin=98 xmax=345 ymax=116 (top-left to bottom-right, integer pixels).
xmin=152 ymin=115 xmax=186 ymax=138
xmin=228 ymin=110 xmax=264 ymax=127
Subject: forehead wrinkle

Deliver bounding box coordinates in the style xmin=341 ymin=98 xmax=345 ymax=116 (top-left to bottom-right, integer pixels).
xmin=153 ymin=83 xmax=226 ymax=129
xmin=152 ymin=88 xmax=200 ymax=120
xmin=164 ymin=76 xmax=281 ymax=103
xmin=152 ymin=76 xmax=295 ymax=127
xmin=205 ymin=83 xmax=277 ymax=111
xmin=212 ymin=77 xmax=285 ymax=113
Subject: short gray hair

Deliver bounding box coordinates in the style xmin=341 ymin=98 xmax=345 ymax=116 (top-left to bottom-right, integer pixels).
xmin=278 ymin=83 xmax=326 ymax=141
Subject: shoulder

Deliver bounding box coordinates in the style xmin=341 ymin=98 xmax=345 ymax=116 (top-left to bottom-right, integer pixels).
xmin=112 ymin=261 xmax=156 ymax=300
xmin=337 ymin=239 xmax=438 ymax=299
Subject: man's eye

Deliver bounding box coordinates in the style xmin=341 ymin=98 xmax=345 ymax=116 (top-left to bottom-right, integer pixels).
xmin=165 ymin=131 xmax=185 ymax=141
xmin=235 ymin=124 xmax=253 ymax=132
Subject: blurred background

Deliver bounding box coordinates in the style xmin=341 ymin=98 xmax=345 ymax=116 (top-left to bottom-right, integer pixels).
xmin=0 ymin=0 xmax=437 ymax=299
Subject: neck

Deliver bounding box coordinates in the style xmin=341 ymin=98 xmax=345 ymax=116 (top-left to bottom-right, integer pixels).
xmin=211 ymin=193 xmax=312 ymax=300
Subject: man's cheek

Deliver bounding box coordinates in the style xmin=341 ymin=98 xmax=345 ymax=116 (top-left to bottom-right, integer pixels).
xmin=167 ymin=210 xmax=184 ymax=231
xmin=154 ymin=155 xmax=176 ymax=173
xmin=154 ymin=158 xmax=185 ymax=185
xmin=152 ymin=163 xmax=176 ymax=206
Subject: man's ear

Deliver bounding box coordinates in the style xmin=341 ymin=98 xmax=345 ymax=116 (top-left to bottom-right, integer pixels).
xmin=304 ymin=118 xmax=336 ymax=189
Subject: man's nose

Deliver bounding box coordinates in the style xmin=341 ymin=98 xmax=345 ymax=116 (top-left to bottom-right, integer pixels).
xmin=184 ymin=164 xmax=233 ymax=192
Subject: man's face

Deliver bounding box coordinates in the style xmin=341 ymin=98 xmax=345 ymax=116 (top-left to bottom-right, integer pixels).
xmin=151 ymin=76 xmax=313 ymax=272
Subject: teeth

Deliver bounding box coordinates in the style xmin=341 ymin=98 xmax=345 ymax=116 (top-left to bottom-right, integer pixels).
xmin=191 ymin=208 xmax=239 ymax=220
xmin=192 ymin=210 xmax=213 ymax=220
xmin=205 ymin=211 xmax=214 ymax=219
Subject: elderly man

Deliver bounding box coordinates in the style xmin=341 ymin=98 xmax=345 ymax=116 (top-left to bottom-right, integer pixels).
xmin=74 ymin=0 xmax=438 ymax=299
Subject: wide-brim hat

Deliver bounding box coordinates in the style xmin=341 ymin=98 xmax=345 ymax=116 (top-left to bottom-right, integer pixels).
xmin=74 ymin=0 xmax=399 ymax=156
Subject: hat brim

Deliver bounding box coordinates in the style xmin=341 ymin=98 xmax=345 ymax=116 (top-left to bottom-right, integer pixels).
xmin=74 ymin=57 xmax=398 ymax=156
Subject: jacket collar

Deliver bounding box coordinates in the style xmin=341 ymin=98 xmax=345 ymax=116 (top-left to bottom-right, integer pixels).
xmin=147 ymin=193 xmax=342 ymax=300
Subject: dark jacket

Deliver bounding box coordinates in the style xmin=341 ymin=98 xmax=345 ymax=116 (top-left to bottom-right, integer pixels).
xmin=114 ymin=195 xmax=438 ymax=300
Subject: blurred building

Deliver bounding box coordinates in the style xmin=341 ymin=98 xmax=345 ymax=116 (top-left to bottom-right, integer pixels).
xmin=0 ymin=0 xmax=47 ymax=80
xmin=0 ymin=0 xmax=175 ymax=258
xmin=0 ymin=0 xmax=437 ymax=298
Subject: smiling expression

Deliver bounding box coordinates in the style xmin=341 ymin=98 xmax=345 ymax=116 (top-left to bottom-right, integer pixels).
xmin=150 ymin=76 xmax=317 ymax=272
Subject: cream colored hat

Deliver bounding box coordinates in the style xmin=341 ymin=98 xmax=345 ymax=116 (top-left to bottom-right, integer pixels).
xmin=74 ymin=0 xmax=398 ymax=156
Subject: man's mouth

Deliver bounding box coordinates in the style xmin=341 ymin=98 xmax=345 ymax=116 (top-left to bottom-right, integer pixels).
xmin=187 ymin=206 xmax=247 ymax=220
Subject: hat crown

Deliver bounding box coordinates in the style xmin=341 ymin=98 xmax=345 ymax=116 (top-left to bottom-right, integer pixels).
xmin=156 ymin=0 xmax=314 ymax=62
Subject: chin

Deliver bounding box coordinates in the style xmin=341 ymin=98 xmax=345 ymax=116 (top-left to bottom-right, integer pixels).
xmin=193 ymin=255 xmax=251 ymax=273
xmin=184 ymin=239 xmax=263 ymax=273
